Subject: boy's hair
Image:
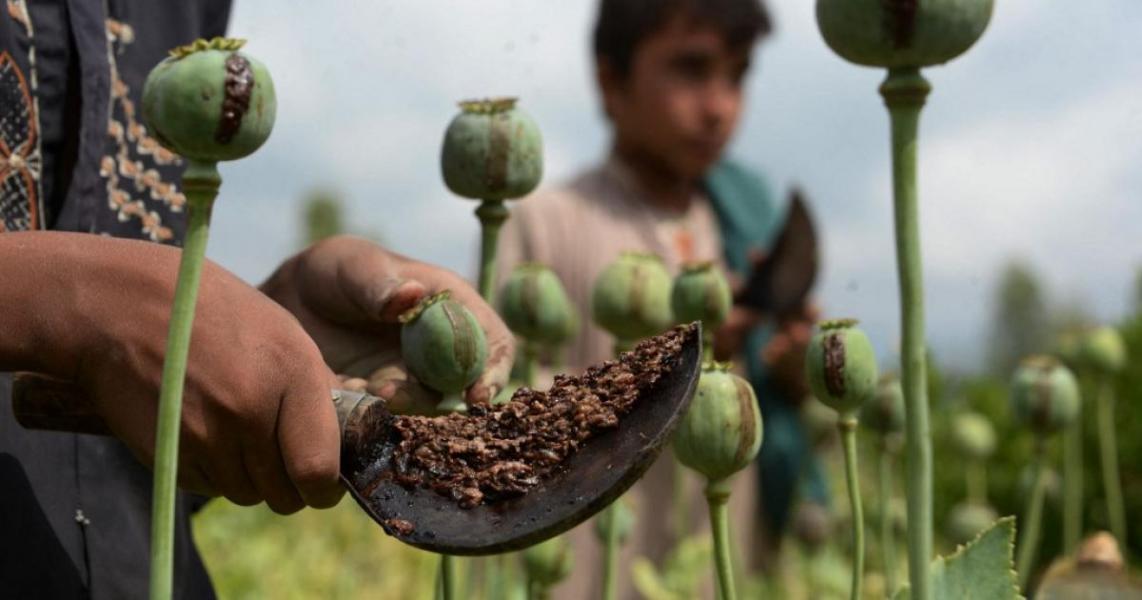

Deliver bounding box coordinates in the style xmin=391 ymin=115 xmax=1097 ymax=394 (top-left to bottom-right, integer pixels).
xmin=593 ymin=0 xmax=772 ymax=77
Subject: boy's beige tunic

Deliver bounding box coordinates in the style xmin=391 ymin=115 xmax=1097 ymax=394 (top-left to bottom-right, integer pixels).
xmin=498 ymin=156 xmax=758 ymax=599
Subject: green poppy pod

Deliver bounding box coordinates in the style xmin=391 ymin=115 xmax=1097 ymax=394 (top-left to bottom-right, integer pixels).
xmin=1009 ymin=355 xmax=1080 ymax=436
xmin=672 ymin=364 xmax=763 ymax=482
xmin=440 ymin=98 xmax=543 ymax=201
xmin=523 ymin=536 xmax=573 ymax=588
xmin=816 ymin=0 xmax=994 ymax=69
xmin=499 ymin=263 xmax=576 ymax=344
xmin=399 ymin=291 xmax=488 ymax=395
xmin=548 ymin=305 xmax=580 ymax=348
xmin=670 ymin=262 xmax=732 ymax=330
xmin=945 ymin=502 xmax=998 ymax=546
xmin=861 ymin=374 xmax=905 ymax=436
xmin=806 ymin=319 xmax=879 ymax=416
xmin=949 ymin=412 xmax=997 ymax=462
xmin=1080 ymin=326 xmax=1127 ymax=375
xmin=142 ymin=38 xmax=276 ymax=162
xmin=591 ymin=252 xmax=674 ymax=344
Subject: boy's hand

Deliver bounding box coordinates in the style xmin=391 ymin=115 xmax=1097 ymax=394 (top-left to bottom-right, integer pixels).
xmin=261 ymin=235 xmax=515 ymax=409
xmin=760 ymin=303 xmax=817 ymax=402
xmin=28 ymin=234 xmax=346 ymax=514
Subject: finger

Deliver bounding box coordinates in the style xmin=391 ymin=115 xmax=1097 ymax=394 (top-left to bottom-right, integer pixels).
xmin=200 ymin=437 xmax=261 ymax=506
xmin=368 ymin=378 xmax=441 ymax=416
xmin=762 ymin=335 xmax=790 ymax=365
xmin=466 ymin=331 xmax=514 ymax=405
xmin=178 ymin=460 xmax=219 ymax=498
xmin=803 ymin=301 xmax=822 ymax=322
xmin=297 ymin=241 xmax=429 ymax=324
xmin=242 ymin=428 xmax=305 ymax=514
xmin=340 ymin=377 xmax=368 ymax=392
xmin=788 ymin=321 xmax=813 ymax=345
xmin=277 ymin=369 xmax=344 ymax=509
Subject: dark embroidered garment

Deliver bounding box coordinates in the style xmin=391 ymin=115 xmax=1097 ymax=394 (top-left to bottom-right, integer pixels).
xmin=1 ymin=1 xmax=232 ymax=597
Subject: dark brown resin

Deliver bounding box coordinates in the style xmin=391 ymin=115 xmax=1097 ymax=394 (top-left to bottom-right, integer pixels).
xmin=823 ymin=332 xmax=846 ymax=397
xmin=358 ymin=326 xmax=690 ymax=509
xmin=215 ymin=53 xmax=252 ymax=144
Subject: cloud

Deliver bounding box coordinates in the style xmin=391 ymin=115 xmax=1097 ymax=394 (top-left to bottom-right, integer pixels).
xmin=211 ymin=0 xmax=1141 ymax=372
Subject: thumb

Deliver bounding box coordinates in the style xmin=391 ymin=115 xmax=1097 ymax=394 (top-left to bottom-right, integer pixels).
xmin=296 ymin=246 xmax=429 ymax=324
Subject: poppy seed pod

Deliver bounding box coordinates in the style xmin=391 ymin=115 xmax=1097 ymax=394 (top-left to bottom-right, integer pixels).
xmin=592 ymin=252 xmax=674 ymax=344
xmin=950 ymin=412 xmax=997 ymax=462
xmin=440 ymin=98 xmax=543 ymax=201
xmin=672 ymin=363 xmax=763 ymax=482
xmin=1080 ymin=326 xmax=1127 ymax=375
xmin=816 ymin=0 xmax=994 ymax=69
xmin=523 ymin=536 xmax=573 ymax=588
xmin=499 ymin=263 xmax=576 ymax=344
xmin=142 ymin=38 xmax=276 ymax=162
xmin=861 ymin=374 xmax=905 ymax=436
xmin=806 ymin=319 xmax=879 ymax=416
xmin=670 ymin=262 xmax=732 ymax=330
xmin=400 ymin=291 xmax=488 ymax=395
xmin=945 ymin=502 xmax=998 ymax=546
xmin=1009 ymin=355 xmax=1080 ymax=436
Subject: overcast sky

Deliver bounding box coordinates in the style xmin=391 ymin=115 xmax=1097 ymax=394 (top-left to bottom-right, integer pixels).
xmin=208 ymin=1 xmax=1141 ymax=371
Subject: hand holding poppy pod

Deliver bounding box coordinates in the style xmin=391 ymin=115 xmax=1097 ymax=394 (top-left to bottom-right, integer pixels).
xmin=140 ymin=37 xmax=276 ymax=600
xmin=806 ymin=319 xmax=879 ymax=600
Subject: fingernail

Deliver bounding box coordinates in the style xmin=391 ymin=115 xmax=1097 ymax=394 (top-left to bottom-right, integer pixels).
xmin=379 ymin=280 xmax=427 ymax=321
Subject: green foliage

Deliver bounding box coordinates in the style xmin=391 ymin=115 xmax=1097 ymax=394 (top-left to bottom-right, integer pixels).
xmin=193 ymin=497 xmax=438 ymax=599
xmin=631 ymin=535 xmax=712 ymax=600
xmin=893 ymin=517 xmax=1022 ymax=600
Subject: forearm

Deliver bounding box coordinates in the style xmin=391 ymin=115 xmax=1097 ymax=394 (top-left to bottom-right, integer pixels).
xmin=0 ymin=231 xmax=166 ymax=377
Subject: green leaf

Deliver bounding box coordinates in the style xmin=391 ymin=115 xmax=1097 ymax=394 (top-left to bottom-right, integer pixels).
xmin=893 ymin=517 xmax=1023 ymax=600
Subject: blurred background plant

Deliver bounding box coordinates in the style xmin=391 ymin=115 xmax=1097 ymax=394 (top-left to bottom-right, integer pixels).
xmin=189 ymin=191 xmax=1141 ymax=598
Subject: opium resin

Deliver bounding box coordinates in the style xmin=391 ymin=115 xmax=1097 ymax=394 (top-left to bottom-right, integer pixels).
xmin=378 ymin=325 xmax=693 ymax=509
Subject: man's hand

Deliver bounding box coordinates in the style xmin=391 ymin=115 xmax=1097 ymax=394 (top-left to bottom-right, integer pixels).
xmin=760 ymin=303 xmax=818 ymax=402
xmin=2 ymin=233 xmax=346 ymax=513
xmin=260 ymin=235 xmax=515 ymax=409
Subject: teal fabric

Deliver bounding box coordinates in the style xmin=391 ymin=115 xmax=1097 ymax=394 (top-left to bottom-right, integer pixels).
xmin=704 ymin=159 xmax=830 ymax=538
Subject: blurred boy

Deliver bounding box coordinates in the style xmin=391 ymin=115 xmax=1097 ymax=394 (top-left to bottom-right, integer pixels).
xmin=499 ymin=0 xmax=821 ymax=596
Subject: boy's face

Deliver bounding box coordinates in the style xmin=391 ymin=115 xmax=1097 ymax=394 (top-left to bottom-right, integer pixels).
xmin=600 ymin=13 xmax=753 ymax=181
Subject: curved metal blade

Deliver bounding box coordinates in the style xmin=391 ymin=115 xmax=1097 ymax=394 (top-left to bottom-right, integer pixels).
xmin=736 ymin=188 xmax=818 ymax=315
xmin=339 ymin=324 xmax=703 ymax=555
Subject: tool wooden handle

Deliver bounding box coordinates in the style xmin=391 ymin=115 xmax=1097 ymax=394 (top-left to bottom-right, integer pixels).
xmin=11 ymin=372 xmax=112 ymax=435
